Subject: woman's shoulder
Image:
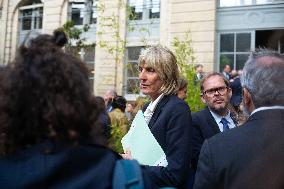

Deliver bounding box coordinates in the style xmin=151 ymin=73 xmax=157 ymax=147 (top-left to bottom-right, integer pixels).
xmin=165 ymin=95 xmax=189 ymax=108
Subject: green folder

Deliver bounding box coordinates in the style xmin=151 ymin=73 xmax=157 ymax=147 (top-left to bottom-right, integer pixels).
xmin=121 ymin=110 xmax=168 ymax=166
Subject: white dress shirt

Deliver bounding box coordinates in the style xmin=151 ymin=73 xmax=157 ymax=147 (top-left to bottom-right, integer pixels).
xmin=250 ymin=106 xmax=284 ymax=116
xmin=209 ymin=109 xmax=236 ymax=132
xmin=144 ymin=93 xmax=164 ymax=124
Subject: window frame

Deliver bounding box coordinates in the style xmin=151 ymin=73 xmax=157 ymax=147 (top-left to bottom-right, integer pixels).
xmin=218 ymin=0 xmax=284 ymax=7
xmin=19 ymin=4 xmax=43 ymax=31
xmin=124 ymin=46 xmax=144 ymax=99
xmin=128 ymin=0 xmax=160 ymax=21
xmin=18 ymin=1 xmax=44 ymax=45
xmin=217 ymin=31 xmax=254 ymax=71
xmin=69 ymin=0 xmax=98 ymax=26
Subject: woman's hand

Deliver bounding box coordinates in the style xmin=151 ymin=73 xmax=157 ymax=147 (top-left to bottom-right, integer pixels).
xmin=120 ymin=149 xmax=133 ymax=160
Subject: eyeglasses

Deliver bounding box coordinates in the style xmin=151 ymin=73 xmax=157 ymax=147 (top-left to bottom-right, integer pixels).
xmin=203 ymin=86 xmax=228 ymax=97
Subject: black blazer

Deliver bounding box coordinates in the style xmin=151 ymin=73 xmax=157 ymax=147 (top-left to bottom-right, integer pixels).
xmin=229 ymin=77 xmax=242 ymax=107
xmin=194 ymin=109 xmax=284 ymax=189
xmin=143 ymin=95 xmax=192 ymax=188
xmin=191 ymin=107 xmax=220 ymax=171
xmin=191 ymin=107 xmax=237 ymax=171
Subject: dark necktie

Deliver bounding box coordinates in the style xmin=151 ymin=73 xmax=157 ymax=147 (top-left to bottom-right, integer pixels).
xmin=220 ymin=118 xmax=230 ymax=132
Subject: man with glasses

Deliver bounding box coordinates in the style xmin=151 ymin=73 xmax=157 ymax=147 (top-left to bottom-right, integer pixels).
xmin=194 ymin=49 xmax=284 ymax=189
xmin=190 ymin=72 xmax=237 ymax=172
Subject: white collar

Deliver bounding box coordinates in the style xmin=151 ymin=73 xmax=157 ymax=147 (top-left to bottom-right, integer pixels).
xmin=209 ymin=108 xmax=232 ymax=125
xmin=147 ymin=93 xmax=164 ymax=112
xmin=251 ymin=106 xmax=284 ymax=116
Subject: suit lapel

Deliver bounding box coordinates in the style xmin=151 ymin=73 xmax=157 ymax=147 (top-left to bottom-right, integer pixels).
xmin=148 ymin=95 xmax=170 ymax=129
xmin=205 ymin=107 xmax=221 ymax=134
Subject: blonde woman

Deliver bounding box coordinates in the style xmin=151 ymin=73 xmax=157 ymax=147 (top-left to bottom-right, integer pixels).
xmin=123 ymin=45 xmax=192 ymax=188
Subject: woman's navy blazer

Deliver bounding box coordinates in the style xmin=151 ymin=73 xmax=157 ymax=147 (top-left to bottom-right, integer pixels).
xmin=143 ymin=95 xmax=192 ymax=188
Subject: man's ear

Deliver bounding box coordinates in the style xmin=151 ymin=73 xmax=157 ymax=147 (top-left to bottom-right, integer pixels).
xmin=201 ymin=94 xmax=206 ymax=104
xmin=227 ymin=87 xmax=232 ymax=99
xmin=243 ymin=88 xmax=254 ymax=113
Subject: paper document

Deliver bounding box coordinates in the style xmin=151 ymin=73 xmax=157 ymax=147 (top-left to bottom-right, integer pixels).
xmin=121 ymin=110 xmax=168 ymax=167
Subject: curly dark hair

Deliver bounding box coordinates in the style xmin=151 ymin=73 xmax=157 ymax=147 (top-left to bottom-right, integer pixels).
xmin=0 ymin=30 xmax=104 ymax=155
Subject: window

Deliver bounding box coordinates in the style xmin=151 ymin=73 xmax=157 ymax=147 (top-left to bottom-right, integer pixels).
xmin=125 ymin=47 xmax=144 ymax=95
xmin=128 ymin=0 xmax=160 ymax=20
xmin=66 ymin=47 xmax=95 ymax=90
xmin=18 ymin=0 xmax=43 ymax=45
xmin=19 ymin=7 xmax=43 ymax=31
xmin=255 ymin=30 xmax=284 ymax=55
xmin=219 ymin=0 xmax=284 ymax=7
xmin=19 ymin=6 xmax=43 ymax=31
xmin=69 ymin=0 xmax=98 ymax=25
xmin=83 ymin=48 xmax=95 ymax=91
xmin=219 ymin=33 xmax=251 ymax=70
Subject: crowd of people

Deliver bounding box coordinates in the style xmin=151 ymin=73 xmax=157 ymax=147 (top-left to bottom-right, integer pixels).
xmin=0 ymin=30 xmax=283 ymax=189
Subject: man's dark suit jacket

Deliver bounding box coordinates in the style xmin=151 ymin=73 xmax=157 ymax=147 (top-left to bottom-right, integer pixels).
xmin=191 ymin=106 xmax=221 ymax=171
xmin=230 ymin=77 xmax=242 ymax=107
xmin=143 ymin=95 xmax=192 ymax=188
xmin=194 ymin=109 xmax=284 ymax=189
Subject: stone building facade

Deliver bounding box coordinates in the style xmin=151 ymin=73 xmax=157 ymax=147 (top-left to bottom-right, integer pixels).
xmin=0 ymin=0 xmax=283 ymax=100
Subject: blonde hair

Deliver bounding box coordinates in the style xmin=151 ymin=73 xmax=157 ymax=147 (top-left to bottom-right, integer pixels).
xmin=138 ymin=45 xmax=179 ymax=95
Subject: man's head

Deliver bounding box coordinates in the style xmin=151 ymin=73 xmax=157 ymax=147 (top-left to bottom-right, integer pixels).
xmin=104 ymin=89 xmax=117 ymax=106
xmin=195 ymin=64 xmax=204 ymax=74
xmin=241 ymin=49 xmax=284 ymax=114
xmin=177 ymin=77 xmax=188 ymax=100
xmin=200 ymin=72 xmax=232 ymax=116
xmin=223 ymin=64 xmax=231 ymax=74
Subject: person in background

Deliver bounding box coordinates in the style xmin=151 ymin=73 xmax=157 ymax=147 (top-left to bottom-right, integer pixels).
xmin=194 ymin=64 xmax=204 ymax=84
xmin=177 ymin=77 xmax=188 ymax=100
xmin=194 ymin=49 xmax=284 ymax=189
xmin=122 ymin=45 xmax=192 ymax=188
xmin=108 ymin=95 xmax=129 ymax=153
xmin=229 ymin=70 xmax=242 ymax=112
xmin=222 ymin=64 xmax=231 ymax=80
xmin=0 ymin=31 xmax=155 ymax=188
xmin=190 ymin=72 xmax=237 ymax=172
xmin=125 ymin=102 xmax=135 ymax=122
xmin=132 ymin=96 xmax=148 ymax=116
xmin=104 ymin=89 xmax=117 ymax=112
xmin=95 ymin=96 xmax=111 ymax=139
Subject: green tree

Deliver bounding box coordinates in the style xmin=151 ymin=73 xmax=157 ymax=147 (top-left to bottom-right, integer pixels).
xmin=172 ymin=32 xmax=205 ymax=112
xmin=61 ymin=21 xmax=96 ymax=56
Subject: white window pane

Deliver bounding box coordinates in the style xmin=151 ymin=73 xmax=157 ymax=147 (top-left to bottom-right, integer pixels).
xmin=256 ymin=0 xmax=273 ymax=4
xmin=146 ymin=0 xmax=152 ymax=9
xmin=135 ymin=0 xmax=143 ymax=12
xmin=151 ymin=0 xmax=160 ymax=13
xmin=219 ymin=0 xmax=253 ymax=7
xmin=129 ymin=0 xmax=136 ymax=6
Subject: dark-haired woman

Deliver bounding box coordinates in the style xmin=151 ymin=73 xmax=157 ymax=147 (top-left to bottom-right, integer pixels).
xmin=0 ymin=31 xmax=154 ymax=188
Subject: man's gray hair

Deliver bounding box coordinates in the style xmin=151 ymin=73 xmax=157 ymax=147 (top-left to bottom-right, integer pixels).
xmin=138 ymin=45 xmax=179 ymax=95
xmin=241 ymin=49 xmax=284 ymax=108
